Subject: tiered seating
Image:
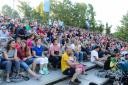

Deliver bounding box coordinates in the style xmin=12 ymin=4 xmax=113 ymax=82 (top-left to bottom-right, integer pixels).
xmin=45 ymin=61 xmax=96 ymax=85
xmin=55 ymin=69 xmax=109 ymax=85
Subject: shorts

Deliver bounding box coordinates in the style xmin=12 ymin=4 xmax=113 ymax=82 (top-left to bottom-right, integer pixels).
xmin=63 ymin=68 xmax=75 ymax=77
xmin=35 ymin=57 xmax=48 ymax=64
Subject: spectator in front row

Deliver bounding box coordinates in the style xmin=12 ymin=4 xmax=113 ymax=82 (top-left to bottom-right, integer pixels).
xmin=61 ymin=48 xmax=82 ymax=85
xmin=17 ymin=40 xmax=40 ymax=79
xmin=91 ymin=46 xmax=107 ymax=67
xmin=32 ymin=38 xmax=49 ymax=75
xmin=49 ymin=39 xmax=61 ymax=68
xmin=1 ymin=40 xmax=20 ymax=82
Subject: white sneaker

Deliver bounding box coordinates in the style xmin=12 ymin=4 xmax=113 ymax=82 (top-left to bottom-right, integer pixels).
xmin=39 ymin=70 xmax=44 ymax=75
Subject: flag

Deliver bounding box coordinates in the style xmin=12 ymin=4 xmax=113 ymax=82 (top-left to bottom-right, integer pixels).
xmin=43 ymin=0 xmax=50 ymax=12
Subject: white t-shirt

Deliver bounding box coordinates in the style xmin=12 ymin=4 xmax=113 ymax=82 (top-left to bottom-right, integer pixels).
xmin=70 ymin=44 xmax=75 ymax=50
xmin=91 ymin=50 xmax=99 ymax=62
xmin=0 ymin=30 xmax=9 ymax=38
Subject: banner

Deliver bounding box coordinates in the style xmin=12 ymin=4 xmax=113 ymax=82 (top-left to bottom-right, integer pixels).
xmin=43 ymin=0 xmax=50 ymax=12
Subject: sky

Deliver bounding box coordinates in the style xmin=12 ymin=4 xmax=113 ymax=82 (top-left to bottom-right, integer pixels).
xmin=0 ymin=0 xmax=128 ymax=33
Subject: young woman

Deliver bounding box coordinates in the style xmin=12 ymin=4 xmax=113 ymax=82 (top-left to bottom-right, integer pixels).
xmin=49 ymin=39 xmax=61 ymax=68
xmin=32 ymin=38 xmax=49 ymax=75
xmin=74 ymin=40 xmax=84 ymax=62
xmin=17 ymin=40 xmax=40 ymax=79
xmin=26 ymin=34 xmax=35 ymax=49
xmin=15 ymin=37 xmax=21 ymax=49
xmin=2 ymin=39 xmax=20 ymax=82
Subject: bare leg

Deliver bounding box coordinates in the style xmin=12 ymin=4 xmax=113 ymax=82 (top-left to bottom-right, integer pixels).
xmin=32 ymin=62 xmax=37 ymax=72
xmin=71 ymin=69 xmax=81 ymax=82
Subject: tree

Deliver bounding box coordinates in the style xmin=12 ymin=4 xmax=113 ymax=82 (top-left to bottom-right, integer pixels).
xmin=50 ymin=0 xmax=88 ymax=28
xmin=18 ymin=1 xmax=33 ymax=19
xmin=86 ymin=4 xmax=97 ymax=31
xmin=114 ymin=12 xmax=128 ymax=41
xmin=2 ymin=5 xmax=20 ymax=18
xmin=2 ymin=5 xmax=12 ymax=16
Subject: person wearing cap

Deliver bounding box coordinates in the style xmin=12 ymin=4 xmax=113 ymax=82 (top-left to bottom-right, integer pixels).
xmin=0 ymin=26 xmax=9 ymax=38
xmin=0 ymin=26 xmax=10 ymax=47
xmin=91 ymin=46 xmax=107 ymax=67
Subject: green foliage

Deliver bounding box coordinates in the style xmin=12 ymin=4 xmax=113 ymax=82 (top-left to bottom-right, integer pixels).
xmin=18 ymin=1 xmax=33 ymax=19
xmin=2 ymin=5 xmax=20 ymax=18
xmin=18 ymin=0 xmax=111 ymax=33
xmin=50 ymin=0 xmax=88 ymax=28
xmin=114 ymin=12 xmax=128 ymax=41
xmin=96 ymin=23 xmax=104 ymax=33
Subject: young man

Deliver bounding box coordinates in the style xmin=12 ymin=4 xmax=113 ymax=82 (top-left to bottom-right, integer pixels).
xmin=61 ymin=47 xmax=81 ymax=85
xmin=0 ymin=26 xmax=9 ymax=38
xmin=91 ymin=46 xmax=107 ymax=67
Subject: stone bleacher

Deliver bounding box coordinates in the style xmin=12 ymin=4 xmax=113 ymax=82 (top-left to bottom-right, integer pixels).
xmin=0 ymin=61 xmax=110 ymax=85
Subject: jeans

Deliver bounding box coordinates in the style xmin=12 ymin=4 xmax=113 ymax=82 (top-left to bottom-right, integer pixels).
xmin=1 ymin=60 xmax=12 ymax=73
xmin=75 ymin=52 xmax=84 ymax=62
xmin=12 ymin=61 xmax=20 ymax=72
xmin=1 ymin=60 xmax=20 ymax=73
xmin=20 ymin=57 xmax=35 ymax=71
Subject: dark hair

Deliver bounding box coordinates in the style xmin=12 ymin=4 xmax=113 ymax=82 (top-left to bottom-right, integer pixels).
xmin=35 ymin=37 xmax=41 ymax=43
xmin=28 ymin=33 xmax=35 ymax=39
xmin=20 ymin=40 xmax=28 ymax=54
xmin=6 ymin=39 xmax=15 ymax=52
xmin=89 ymin=82 xmax=98 ymax=85
xmin=94 ymin=46 xmax=100 ymax=50
xmin=52 ymin=38 xmax=57 ymax=43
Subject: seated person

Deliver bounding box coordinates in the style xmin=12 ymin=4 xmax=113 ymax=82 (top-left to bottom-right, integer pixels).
xmin=15 ymin=37 xmax=21 ymax=49
xmin=17 ymin=26 xmax=27 ymax=39
xmin=49 ymin=39 xmax=61 ymax=68
xmin=74 ymin=40 xmax=84 ymax=62
xmin=26 ymin=34 xmax=35 ymax=49
xmin=61 ymin=47 xmax=82 ymax=85
xmin=91 ymin=46 xmax=107 ymax=67
xmin=32 ymin=38 xmax=49 ymax=75
xmin=17 ymin=40 xmax=40 ymax=79
xmin=1 ymin=40 xmax=20 ymax=82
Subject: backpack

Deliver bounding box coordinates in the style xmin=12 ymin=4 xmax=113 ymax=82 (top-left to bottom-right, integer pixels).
xmin=104 ymin=56 xmax=111 ymax=70
xmin=118 ymin=61 xmax=128 ymax=73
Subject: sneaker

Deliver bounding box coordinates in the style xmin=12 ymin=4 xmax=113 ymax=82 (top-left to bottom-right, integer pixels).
xmin=75 ymin=79 xmax=81 ymax=84
xmin=69 ymin=80 xmax=79 ymax=85
xmin=39 ymin=70 xmax=44 ymax=75
xmin=43 ymin=68 xmax=49 ymax=75
xmin=6 ymin=78 xmax=11 ymax=83
xmin=45 ymin=70 xmax=49 ymax=75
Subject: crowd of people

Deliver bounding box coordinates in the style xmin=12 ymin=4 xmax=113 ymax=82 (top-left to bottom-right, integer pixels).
xmin=0 ymin=15 xmax=128 ymax=85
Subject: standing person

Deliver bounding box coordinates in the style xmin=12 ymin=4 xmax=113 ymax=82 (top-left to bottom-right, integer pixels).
xmin=61 ymin=48 xmax=82 ymax=85
xmin=1 ymin=40 xmax=20 ymax=82
xmin=32 ymin=38 xmax=49 ymax=75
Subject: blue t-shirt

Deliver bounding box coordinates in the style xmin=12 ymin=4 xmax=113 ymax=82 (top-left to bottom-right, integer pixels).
xmin=32 ymin=45 xmax=44 ymax=57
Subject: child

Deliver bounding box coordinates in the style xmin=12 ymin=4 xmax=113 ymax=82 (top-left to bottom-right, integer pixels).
xmin=69 ymin=55 xmax=85 ymax=74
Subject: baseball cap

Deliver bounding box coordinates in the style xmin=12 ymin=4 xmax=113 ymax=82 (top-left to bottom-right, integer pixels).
xmin=1 ymin=26 xmax=6 ymax=30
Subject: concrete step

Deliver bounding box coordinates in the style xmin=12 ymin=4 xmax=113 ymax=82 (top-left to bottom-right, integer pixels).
xmin=55 ymin=69 xmax=109 ymax=85
xmin=45 ymin=61 xmax=96 ymax=85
